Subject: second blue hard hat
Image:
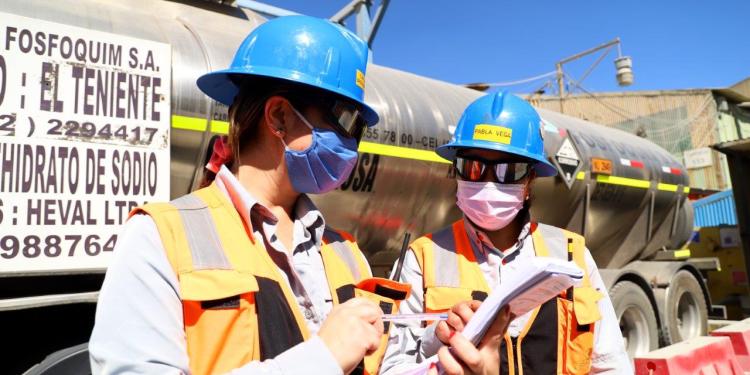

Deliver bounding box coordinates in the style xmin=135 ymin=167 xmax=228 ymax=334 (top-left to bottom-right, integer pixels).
xmin=437 ymin=91 xmax=557 ymax=177
xmin=197 ymin=15 xmax=379 ymax=126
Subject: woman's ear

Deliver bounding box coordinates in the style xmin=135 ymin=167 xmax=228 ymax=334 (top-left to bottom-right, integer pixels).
xmin=263 ymin=96 xmax=291 ymax=138
xmin=525 ymin=169 xmax=537 ymax=200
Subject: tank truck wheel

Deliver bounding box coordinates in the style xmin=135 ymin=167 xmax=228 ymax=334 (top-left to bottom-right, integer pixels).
xmin=23 ymin=342 xmax=90 ymax=375
xmin=610 ymin=281 xmax=658 ymax=358
xmin=664 ymin=270 xmax=707 ymax=344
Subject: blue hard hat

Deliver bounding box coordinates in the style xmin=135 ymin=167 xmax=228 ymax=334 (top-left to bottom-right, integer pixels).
xmin=197 ymin=15 xmax=379 ymax=126
xmin=437 ymin=91 xmax=557 ymax=177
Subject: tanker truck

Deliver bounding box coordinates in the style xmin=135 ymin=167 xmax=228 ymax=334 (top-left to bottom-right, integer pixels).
xmin=0 ymin=1 xmax=712 ymax=373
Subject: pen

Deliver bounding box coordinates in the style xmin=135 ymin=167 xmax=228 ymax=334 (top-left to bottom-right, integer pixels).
xmin=567 ymin=238 xmax=574 ymax=302
xmin=392 ymin=231 xmax=412 ymax=281
xmin=382 ymin=313 xmax=449 ymax=322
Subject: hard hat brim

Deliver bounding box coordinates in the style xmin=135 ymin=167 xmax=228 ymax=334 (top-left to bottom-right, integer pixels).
xmin=197 ymin=67 xmax=380 ymax=127
xmin=436 ymin=141 xmax=558 ymax=178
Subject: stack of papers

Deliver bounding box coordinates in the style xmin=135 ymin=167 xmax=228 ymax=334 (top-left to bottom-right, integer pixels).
xmin=396 ymin=256 xmax=584 ymax=374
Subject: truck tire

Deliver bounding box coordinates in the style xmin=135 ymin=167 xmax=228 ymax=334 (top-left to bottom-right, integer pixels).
xmin=610 ymin=281 xmax=658 ymax=358
xmin=23 ymin=343 xmax=90 ymax=375
xmin=663 ymin=270 xmax=707 ymax=344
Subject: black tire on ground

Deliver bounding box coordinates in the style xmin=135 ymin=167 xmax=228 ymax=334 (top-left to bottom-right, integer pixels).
xmin=663 ymin=270 xmax=708 ymax=345
xmin=610 ymin=280 xmax=659 ymax=358
xmin=23 ymin=343 xmax=91 ymax=375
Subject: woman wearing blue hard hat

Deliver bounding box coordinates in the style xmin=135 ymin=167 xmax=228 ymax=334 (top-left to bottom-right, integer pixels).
xmin=90 ymin=15 xmax=417 ymax=375
xmin=381 ymin=92 xmax=631 ymax=374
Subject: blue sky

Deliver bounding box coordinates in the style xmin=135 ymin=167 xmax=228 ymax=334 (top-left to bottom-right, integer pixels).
xmin=250 ymin=1 xmax=749 ymax=94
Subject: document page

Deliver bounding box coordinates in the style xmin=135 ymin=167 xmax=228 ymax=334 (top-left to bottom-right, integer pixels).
xmin=461 ymin=256 xmax=583 ymax=345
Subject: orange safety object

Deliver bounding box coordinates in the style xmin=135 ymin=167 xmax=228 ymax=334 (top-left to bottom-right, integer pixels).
xmin=634 ymin=336 xmax=744 ymax=375
xmin=132 ymin=182 xmax=409 ymax=375
xmin=354 ymin=277 xmax=411 ymax=374
xmin=711 ymin=319 xmax=750 ymax=371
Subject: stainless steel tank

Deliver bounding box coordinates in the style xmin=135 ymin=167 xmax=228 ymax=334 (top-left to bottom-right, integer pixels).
xmin=531 ymin=109 xmax=693 ymax=268
xmin=1 ymin=0 xmax=692 ymax=273
xmin=324 ymin=70 xmax=693 ymax=272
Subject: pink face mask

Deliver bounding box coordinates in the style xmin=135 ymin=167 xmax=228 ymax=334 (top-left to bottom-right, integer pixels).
xmin=456 ymin=180 xmax=526 ymax=231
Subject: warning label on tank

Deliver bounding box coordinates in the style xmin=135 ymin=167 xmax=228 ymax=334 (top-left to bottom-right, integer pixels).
xmin=0 ymin=12 xmax=171 ymax=273
xmin=555 ymin=137 xmax=581 ymax=187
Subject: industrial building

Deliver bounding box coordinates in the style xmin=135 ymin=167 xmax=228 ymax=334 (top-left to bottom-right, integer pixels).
xmin=528 ymin=78 xmax=750 ymax=191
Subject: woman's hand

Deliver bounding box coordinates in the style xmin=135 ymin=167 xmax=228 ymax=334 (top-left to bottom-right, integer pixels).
xmin=432 ymin=301 xmax=512 ymax=375
xmin=318 ymin=297 xmax=384 ymax=374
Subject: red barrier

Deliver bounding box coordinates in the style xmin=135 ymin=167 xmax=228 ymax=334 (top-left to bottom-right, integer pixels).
xmin=634 ymin=336 xmax=744 ymax=375
xmin=711 ymin=319 xmax=750 ymax=372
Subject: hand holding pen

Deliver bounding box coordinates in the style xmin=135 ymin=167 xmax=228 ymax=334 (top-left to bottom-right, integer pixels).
xmin=432 ymin=300 xmax=513 ymax=375
xmin=381 ymin=313 xmax=448 ymax=322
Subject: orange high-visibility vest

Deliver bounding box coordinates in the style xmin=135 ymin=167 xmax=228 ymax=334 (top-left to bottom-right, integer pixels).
xmin=409 ymin=219 xmax=603 ymax=374
xmin=132 ymin=182 xmax=409 ymax=375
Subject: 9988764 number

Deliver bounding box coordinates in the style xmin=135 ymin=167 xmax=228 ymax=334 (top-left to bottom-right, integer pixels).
xmin=0 ymin=234 xmax=116 ymax=259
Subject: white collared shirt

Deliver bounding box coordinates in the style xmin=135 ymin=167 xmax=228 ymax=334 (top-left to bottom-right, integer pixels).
xmin=212 ymin=167 xmax=336 ymax=334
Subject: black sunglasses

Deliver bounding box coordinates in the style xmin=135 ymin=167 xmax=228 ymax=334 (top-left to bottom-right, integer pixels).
xmin=454 ymin=155 xmax=532 ymax=183
xmin=320 ymin=98 xmax=367 ymax=143
xmin=284 ymin=93 xmax=368 ymax=143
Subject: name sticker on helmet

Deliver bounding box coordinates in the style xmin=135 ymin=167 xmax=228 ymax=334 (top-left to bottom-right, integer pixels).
xmin=472 ymin=124 xmax=512 ymax=144
xmin=356 ymin=69 xmax=366 ymax=89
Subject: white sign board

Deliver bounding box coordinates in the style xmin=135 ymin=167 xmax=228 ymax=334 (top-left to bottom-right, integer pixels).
xmin=554 ymin=137 xmax=581 ymax=188
xmin=0 ymin=13 xmax=171 ymax=273
xmin=720 ymin=227 xmax=741 ymax=249
xmin=556 ymin=138 xmax=580 ymax=165
xmin=683 ymin=147 xmax=713 ymax=169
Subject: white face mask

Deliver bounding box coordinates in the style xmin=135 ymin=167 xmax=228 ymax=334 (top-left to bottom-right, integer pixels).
xmin=456 ymin=180 xmax=526 ymax=231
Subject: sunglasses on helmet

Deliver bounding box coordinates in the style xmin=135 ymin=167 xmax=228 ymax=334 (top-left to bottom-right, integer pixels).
xmin=320 ymin=98 xmax=367 ymax=143
xmin=454 ymin=155 xmax=533 ymax=183
xmin=282 ymin=92 xmax=368 ymax=142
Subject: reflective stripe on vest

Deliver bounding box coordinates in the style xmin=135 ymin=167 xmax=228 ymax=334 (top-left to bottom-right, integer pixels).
xmin=324 ymin=228 xmax=362 ymax=280
xmin=133 ymin=183 xmax=407 ymax=375
xmin=428 ymin=222 xmax=462 ymax=287
xmin=321 ymin=227 xmax=370 ymax=306
xmin=532 ymin=222 xmax=602 ymax=325
xmin=320 ymin=227 xmax=412 ymax=375
xmin=410 ymin=219 xmax=603 ymax=374
xmin=410 ymin=220 xmax=490 ymax=319
xmin=171 ymin=194 xmax=232 ymax=270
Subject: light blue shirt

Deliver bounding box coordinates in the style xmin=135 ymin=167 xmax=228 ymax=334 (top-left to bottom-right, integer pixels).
xmin=89 ymin=166 xmax=358 ymax=374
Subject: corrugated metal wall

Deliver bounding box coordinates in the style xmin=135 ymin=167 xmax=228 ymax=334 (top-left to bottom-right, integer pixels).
xmin=693 ymin=189 xmax=737 ymax=227
xmin=529 ymin=90 xmax=728 ymax=190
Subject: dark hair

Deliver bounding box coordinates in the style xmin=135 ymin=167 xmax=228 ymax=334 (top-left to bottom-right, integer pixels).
xmin=198 ymin=77 xmax=323 ymax=188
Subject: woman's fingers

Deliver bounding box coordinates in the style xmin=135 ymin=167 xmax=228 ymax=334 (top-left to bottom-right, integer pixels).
xmin=451 ymin=301 xmax=476 ymax=325
xmin=480 ymin=306 xmax=512 ymax=347
xmin=441 ymin=299 xmax=482 ymax=338
xmin=448 ymin=332 xmax=484 ymax=374
xmin=435 ymin=304 xmax=511 ymax=374
xmin=437 ymin=346 xmax=466 ymax=375
xmin=435 ymin=321 xmax=454 ymax=344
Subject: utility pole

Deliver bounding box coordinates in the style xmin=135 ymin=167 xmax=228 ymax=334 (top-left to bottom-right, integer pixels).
xmin=556 ymin=62 xmax=564 ymax=112
xmin=554 ymin=38 xmax=633 ymax=114
xmin=239 ymin=0 xmax=391 ymax=49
